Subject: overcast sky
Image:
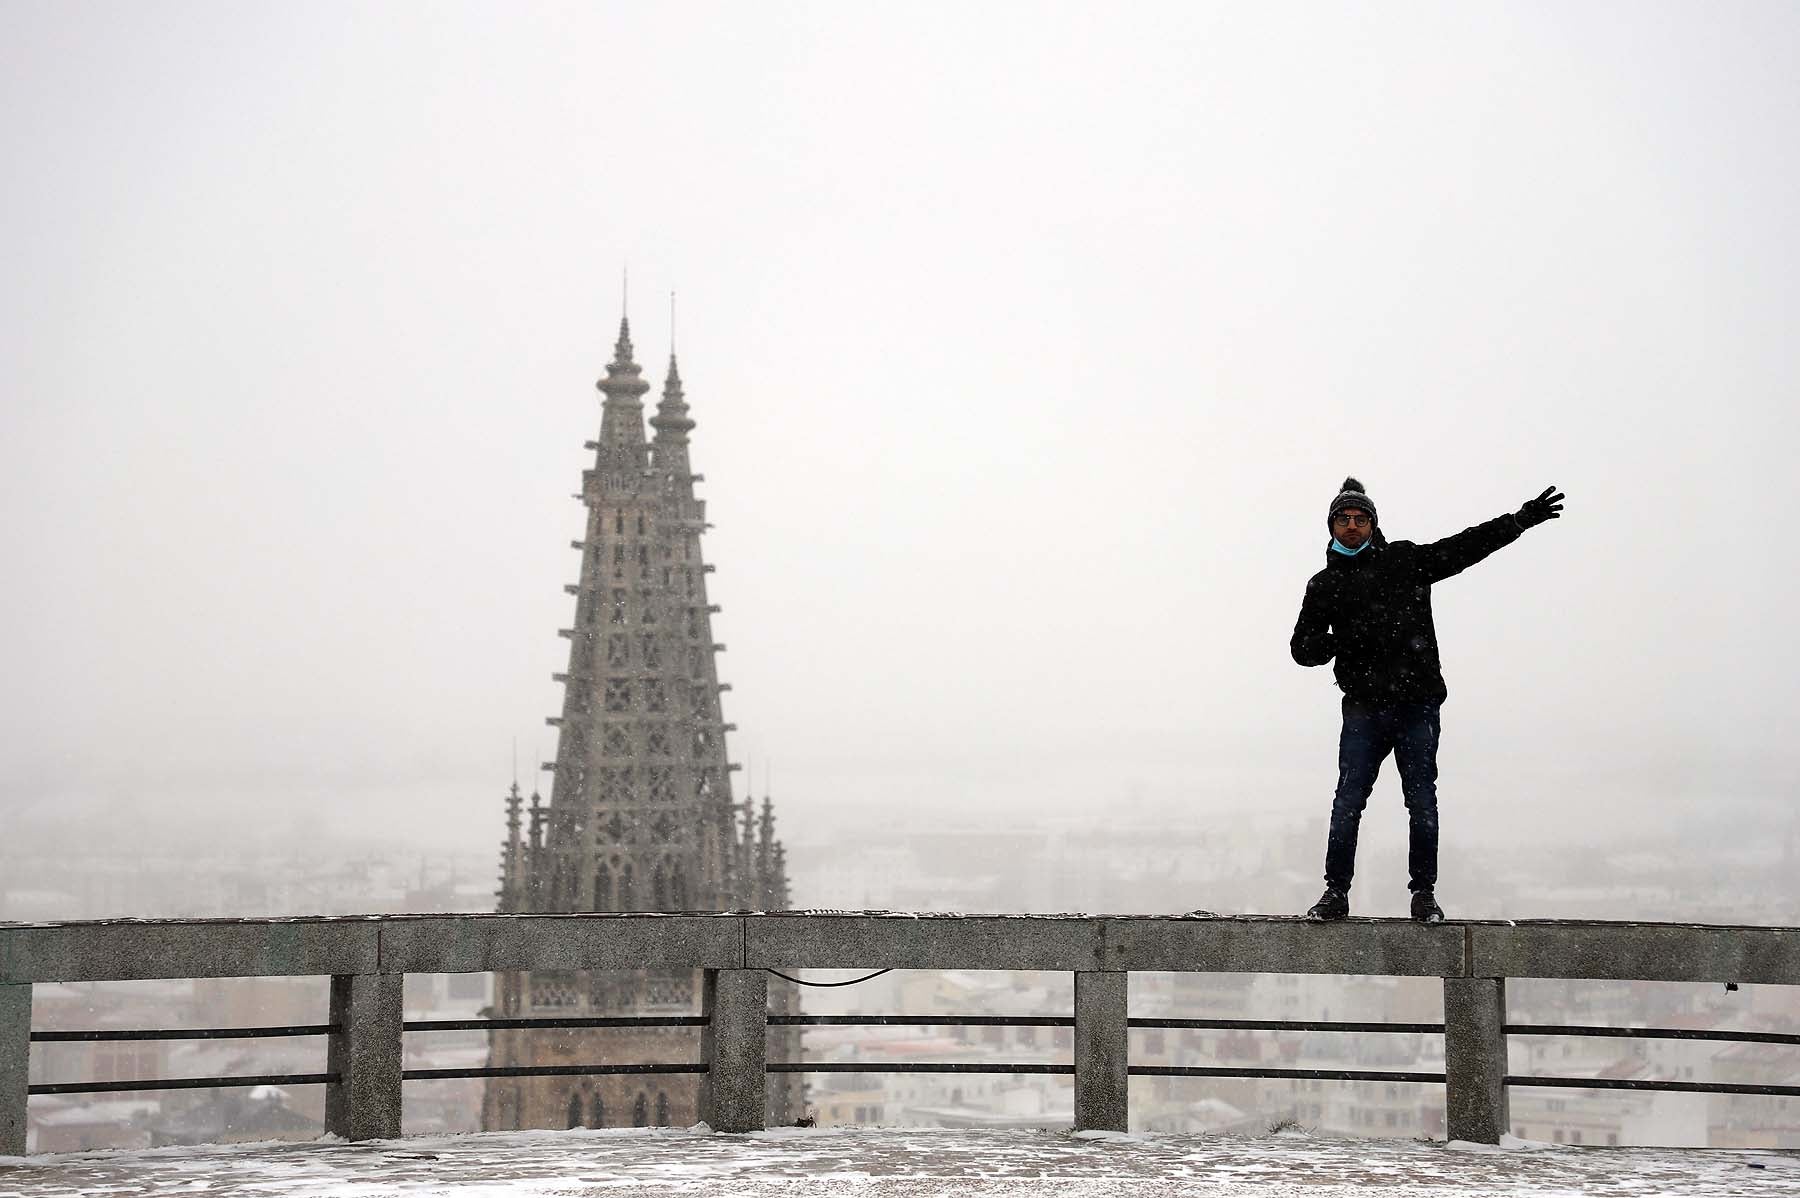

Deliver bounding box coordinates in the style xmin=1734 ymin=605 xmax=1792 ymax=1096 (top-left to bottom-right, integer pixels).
xmin=2 ymin=2 xmax=1796 ymax=861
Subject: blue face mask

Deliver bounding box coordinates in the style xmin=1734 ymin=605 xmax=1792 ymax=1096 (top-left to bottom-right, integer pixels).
xmin=1330 ymin=537 xmax=1370 ymax=556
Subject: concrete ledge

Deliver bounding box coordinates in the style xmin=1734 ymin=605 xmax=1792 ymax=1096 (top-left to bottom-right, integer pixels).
xmin=0 ymin=918 xmax=379 ymax=984
xmin=744 ymin=913 xmax=1103 ymax=972
xmin=4 ymin=913 xmax=1797 ymax=986
xmin=377 ymin=913 xmax=744 ymax=974
xmin=1099 ymin=916 xmax=1465 ymax=977
xmin=1469 ymin=921 xmax=1800 ymax=985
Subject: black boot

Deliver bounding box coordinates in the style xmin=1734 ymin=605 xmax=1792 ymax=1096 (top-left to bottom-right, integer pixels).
xmin=1305 ymin=889 xmax=1349 ymax=921
xmin=1410 ymin=890 xmax=1444 ymax=924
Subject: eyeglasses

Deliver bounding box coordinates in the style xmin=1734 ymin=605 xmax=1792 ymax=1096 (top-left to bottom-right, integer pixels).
xmin=1332 ymin=513 xmax=1372 ymax=528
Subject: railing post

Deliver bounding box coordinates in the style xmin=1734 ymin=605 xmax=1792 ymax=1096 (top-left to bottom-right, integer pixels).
xmin=1 ymin=984 xmax=29 ymax=1156
xmin=1074 ymin=970 xmax=1129 ymax=1132
xmin=700 ymin=968 xmax=768 ymax=1133
xmin=324 ymin=973 xmax=403 ymax=1141
xmin=1443 ymin=976 xmax=1509 ymax=1144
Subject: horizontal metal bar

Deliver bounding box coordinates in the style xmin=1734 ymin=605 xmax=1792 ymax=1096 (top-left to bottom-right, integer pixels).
xmin=767 ymin=1063 xmax=1073 ymax=1075
xmin=1507 ymin=1075 xmax=1800 ymax=1098
xmin=31 ymin=1072 xmax=338 ymax=1096
xmin=405 ymin=1016 xmax=707 ymax=1032
xmin=31 ymin=1024 xmax=337 ymax=1043
xmin=768 ymin=1016 xmax=1442 ymax=1033
xmin=1131 ymin=1067 xmax=1445 ymax=1084
xmin=1129 ymin=1018 xmax=1443 ymax=1035
xmin=1506 ymin=1024 xmax=1800 ymax=1047
xmin=29 ymin=1016 xmax=1443 ymax=1042
xmin=769 ymin=1015 xmax=1072 ymax=1027
xmin=404 ymin=1064 xmax=707 ymax=1081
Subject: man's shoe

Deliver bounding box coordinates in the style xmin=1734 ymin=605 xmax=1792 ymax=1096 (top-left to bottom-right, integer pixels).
xmin=1305 ymin=889 xmax=1349 ymax=921
xmin=1411 ymin=890 xmax=1445 ymax=924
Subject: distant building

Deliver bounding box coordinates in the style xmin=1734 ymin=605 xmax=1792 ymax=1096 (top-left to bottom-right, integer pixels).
xmin=28 ymin=1098 xmax=158 ymax=1154
xmin=481 ymin=316 xmax=799 ymax=1131
xmin=148 ymin=1086 xmax=317 ymax=1147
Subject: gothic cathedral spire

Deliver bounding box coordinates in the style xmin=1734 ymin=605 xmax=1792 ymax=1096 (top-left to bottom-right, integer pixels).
xmin=485 ymin=306 xmax=799 ymax=1132
xmin=528 ymin=307 xmax=745 ymax=916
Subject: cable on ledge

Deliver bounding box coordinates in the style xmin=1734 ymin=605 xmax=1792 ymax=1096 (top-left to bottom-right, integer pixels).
xmin=764 ymin=968 xmax=893 ymax=988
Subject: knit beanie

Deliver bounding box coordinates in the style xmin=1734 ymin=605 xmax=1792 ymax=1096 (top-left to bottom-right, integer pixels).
xmin=1327 ymin=477 xmax=1386 ymax=548
xmin=1328 ymin=477 xmax=1378 ymax=527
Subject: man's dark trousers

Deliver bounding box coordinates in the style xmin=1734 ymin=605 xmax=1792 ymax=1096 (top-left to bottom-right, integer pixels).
xmin=1324 ymin=697 xmax=1442 ymax=895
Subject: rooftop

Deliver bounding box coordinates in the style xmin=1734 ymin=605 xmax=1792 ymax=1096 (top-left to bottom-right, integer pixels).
xmin=3 ymin=1127 xmax=1795 ymax=1196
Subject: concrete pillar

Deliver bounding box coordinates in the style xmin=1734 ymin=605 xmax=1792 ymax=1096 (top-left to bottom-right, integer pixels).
xmin=1074 ymin=970 xmax=1129 ymax=1132
xmin=1444 ymin=976 xmax=1509 ymax=1144
xmin=700 ymin=968 xmax=768 ymax=1133
xmin=1 ymin=984 xmax=28 ymax=1156
xmin=324 ymin=973 xmax=404 ymax=1141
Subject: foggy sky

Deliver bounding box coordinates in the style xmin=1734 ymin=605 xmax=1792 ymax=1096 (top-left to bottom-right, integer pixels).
xmin=3 ymin=2 xmax=1796 ymax=858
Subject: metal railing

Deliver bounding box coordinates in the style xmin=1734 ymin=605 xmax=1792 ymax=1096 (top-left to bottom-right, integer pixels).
xmin=3 ymin=911 xmax=1797 ymax=1153
xmin=405 ymin=1013 xmax=708 ymax=1084
xmin=1503 ymin=1021 xmax=1800 ymax=1099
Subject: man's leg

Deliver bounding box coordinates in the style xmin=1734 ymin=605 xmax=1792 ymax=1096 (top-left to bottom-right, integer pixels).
xmin=1393 ymin=702 xmax=1443 ymax=894
xmin=1323 ymin=698 xmax=1392 ymax=895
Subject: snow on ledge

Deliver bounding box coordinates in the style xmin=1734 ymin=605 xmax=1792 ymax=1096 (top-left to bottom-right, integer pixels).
xmin=0 ymin=1126 xmax=1792 ymax=1196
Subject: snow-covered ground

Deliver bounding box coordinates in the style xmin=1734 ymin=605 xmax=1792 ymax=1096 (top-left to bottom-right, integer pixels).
xmin=1 ymin=1126 xmax=1795 ymax=1196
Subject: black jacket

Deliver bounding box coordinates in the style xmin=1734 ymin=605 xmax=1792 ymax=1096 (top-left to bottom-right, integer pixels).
xmin=1289 ymin=514 xmax=1524 ymax=705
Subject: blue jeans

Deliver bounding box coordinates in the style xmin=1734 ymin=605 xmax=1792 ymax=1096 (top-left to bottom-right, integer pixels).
xmin=1323 ymin=697 xmax=1441 ymax=894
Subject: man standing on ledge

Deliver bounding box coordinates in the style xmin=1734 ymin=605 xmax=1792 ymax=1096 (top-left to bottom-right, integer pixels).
xmin=1291 ymin=478 xmax=1565 ymax=923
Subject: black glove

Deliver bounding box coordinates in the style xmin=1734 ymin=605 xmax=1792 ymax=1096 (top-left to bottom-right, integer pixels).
xmin=1515 ymin=485 xmax=1564 ymax=530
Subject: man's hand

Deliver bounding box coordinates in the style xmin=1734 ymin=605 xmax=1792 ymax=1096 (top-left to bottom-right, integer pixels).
xmin=1515 ymin=485 xmax=1565 ymax=530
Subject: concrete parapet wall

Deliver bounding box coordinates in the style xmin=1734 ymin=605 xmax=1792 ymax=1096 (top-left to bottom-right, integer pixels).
xmin=1 ymin=912 xmax=1797 ymax=984
xmin=0 ymin=917 xmax=380 ymax=984
xmin=378 ymin=914 xmax=743 ymax=974
xmin=4 ymin=911 xmax=1798 ymax=1149
xmin=1096 ymin=916 xmax=1465 ymax=976
xmin=745 ymin=913 xmax=1103 ymax=972
xmin=1468 ymin=920 xmax=1800 ymax=985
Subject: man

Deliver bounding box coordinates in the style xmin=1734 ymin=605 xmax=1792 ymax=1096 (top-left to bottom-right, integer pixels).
xmin=1290 ymin=478 xmax=1564 ymax=923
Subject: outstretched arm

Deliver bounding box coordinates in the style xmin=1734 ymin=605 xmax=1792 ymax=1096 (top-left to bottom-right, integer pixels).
xmin=1290 ymin=576 xmax=1336 ymax=666
xmin=1416 ymin=485 xmax=1564 ymax=583
xmin=1415 ymin=514 xmax=1523 ymax=583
